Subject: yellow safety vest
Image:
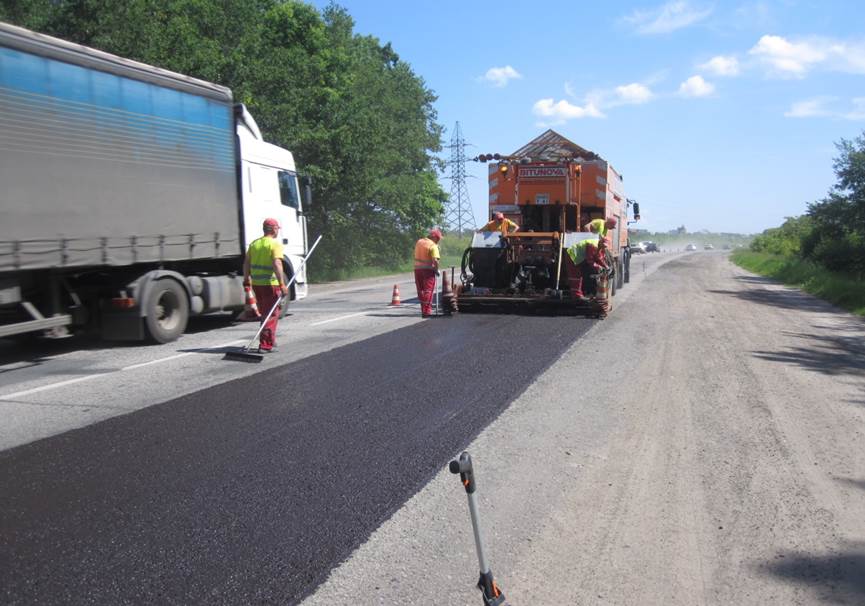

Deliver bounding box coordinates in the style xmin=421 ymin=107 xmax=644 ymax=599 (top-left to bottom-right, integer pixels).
xmin=248 ymin=237 xmax=284 ymax=286
xmin=588 ymin=219 xmax=608 ymax=237
xmin=567 ymin=238 xmax=600 ymax=265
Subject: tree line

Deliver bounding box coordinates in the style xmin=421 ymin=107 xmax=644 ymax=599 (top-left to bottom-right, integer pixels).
xmin=751 ymin=130 xmax=865 ymax=279
xmin=0 ymin=0 xmax=447 ymax=277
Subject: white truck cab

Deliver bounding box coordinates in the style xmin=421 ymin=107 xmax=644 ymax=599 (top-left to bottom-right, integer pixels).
xmin=236 ymin=106 xmax=309 ymax=300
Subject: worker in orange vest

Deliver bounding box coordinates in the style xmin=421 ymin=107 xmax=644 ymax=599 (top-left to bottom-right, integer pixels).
xmin=414 ymin=228 xmax=442 ymax=318
xmin=478 ymin=212 xmax=519 ymax=235
xmin=242 ymin=218 xmax=289 ymax=353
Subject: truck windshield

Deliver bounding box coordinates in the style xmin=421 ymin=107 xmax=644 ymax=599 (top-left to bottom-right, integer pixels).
xmin=278 ymin=171 xmax=300 ymax=209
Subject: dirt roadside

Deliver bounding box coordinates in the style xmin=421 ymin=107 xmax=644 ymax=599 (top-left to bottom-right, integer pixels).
xmin=303 ymin=252 xmax=865 ymax=605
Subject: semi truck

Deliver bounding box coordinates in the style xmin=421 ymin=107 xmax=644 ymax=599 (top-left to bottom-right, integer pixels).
xmin=458 ymin=129 xmax=639 ymax=314
xmin=0 ymin=22 xmax=311 ymax=343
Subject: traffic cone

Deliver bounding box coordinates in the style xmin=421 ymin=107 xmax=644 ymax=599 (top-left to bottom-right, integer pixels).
xmin=389 ymin=284 xmax=402 ymax=306
xmin=238 ymin=285 xmax=262 ymax=321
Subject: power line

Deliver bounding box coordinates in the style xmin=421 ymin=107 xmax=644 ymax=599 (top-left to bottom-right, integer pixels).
xmin=442 ymin=121 xmax=477 ymax=234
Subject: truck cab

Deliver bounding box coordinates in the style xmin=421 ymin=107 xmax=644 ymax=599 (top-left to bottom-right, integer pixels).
xmin=236 ymin=106 xmax=309 ymax=300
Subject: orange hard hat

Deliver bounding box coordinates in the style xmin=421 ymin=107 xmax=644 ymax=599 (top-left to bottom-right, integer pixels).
xmin=605 ymin=217 xmax=618 ymax=227
xmin=428 ymin=228 xmax=443 ymax=241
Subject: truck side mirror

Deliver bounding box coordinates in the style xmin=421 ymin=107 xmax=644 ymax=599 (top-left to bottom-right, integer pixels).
xmin=300 ymin=175 xmax=313 ymax=208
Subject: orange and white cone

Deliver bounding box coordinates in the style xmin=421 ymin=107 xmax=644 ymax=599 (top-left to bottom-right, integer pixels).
xmin=238 ymin=285 xmax=262 ymax=321
xmin=389 ymin=284 xmax=402 ymax=306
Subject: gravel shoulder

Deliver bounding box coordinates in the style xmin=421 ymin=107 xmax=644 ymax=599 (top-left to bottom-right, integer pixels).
xmin=304 ymin=252 xmax=865 ymax=605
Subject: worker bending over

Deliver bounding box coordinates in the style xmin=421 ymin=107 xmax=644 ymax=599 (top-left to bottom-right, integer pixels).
xmin=243 ymin=218 xmax=289 ymax=353
xmin=565 ymin=237 xmax=608 ymax=299
xmin=478 ymin=212 xmax=519 ymax=235
xmin=414 ymin=229 xmax=442 ymax=318
xmin=584 ymin=216 xmax=617 ymax=250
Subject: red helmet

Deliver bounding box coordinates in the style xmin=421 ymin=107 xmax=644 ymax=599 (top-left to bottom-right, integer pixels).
xmin=263 ymin=218 xmax=281 ymax=232
xmin=428 ymin=228 xmax=443 ymax=241
xmin=494 ymin=212 xmax=504 ymax=221
xmin=605 ymin=217 xmax=618 ymax=228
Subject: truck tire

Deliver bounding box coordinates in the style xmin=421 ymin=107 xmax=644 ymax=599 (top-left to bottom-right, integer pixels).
xmin=616 ymin=258 xmax=625 ymax=290
xmin=143 ymin=278 xmax=189 ymax=343
xmin=624 ymin=251 xmax=631 ymax=284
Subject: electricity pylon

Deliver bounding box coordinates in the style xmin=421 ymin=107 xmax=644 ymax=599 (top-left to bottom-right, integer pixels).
xmin=443 ymin=122 xmax=477 ymax=234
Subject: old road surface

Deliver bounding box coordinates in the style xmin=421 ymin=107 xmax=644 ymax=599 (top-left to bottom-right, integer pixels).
xmin=2 ymin=252 xmax=864 ymax=605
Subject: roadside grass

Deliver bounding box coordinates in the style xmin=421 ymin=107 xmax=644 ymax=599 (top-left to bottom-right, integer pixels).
xmin=310 ymin=234 xmax=472 ymax=283
xmin=731 ymin=250 xmax=865 ymax=316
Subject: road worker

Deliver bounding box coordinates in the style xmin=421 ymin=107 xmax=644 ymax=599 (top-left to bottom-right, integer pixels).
xmin=478 ymin=211 xmax=519 ymax=235
xmin=564 ymin=237 xmax=608 ymax=299
xmin=584 ymin=216 xmax=617 ymax=246
xmin=242 ymin=218 xmax=289 ymax=353
xmin=414 ymin=228 xmax=442 ymax=318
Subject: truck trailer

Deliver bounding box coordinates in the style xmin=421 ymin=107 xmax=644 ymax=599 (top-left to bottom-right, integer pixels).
xmin=0 ymin=22 xmax=311 ymax=342
xmin=458 ymin=130 xmax=639 ymax=315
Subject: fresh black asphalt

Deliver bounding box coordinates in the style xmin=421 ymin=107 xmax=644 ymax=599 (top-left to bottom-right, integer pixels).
xmin=0 ymin=313 xmax=591 ymax=605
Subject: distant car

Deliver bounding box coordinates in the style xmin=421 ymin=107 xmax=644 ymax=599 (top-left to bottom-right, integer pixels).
xmin=722 ymin=244 xmax=731 ymax=250
xmin=630 ymin=241 xmax=647 ymax=254
xmin=685 ymin=243 xmax=698 ymax=251
xmin=644 ymin=241 xmax=659 ymax=253
xmin=704 ymin=244 xmax=714 ymax=250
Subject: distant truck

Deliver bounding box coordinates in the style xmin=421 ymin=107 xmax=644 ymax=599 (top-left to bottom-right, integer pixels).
xmin=0 ymin=22 xmax=311 ymax=342
xmin=458 ymin=130 xmax=638 ymax=312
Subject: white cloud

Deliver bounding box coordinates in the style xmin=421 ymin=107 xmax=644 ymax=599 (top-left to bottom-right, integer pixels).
xmin=532 ymin=98 xmax=605 ymax=124
xmin=678 ymin=75 xmax=715 ymax=97
xmin=784 ymin=97 xmax=834 ymax=118
xmin=615 ymin=83 xmax=654 ymax=104
xmin=699 ymin=55 xmax=740 ymax=76
xmin=480 ymin=65 xmax=522 ymax=87
xmin=785 ymin=97 xmax=865 ymax=121
xmin=623 ymin=1 xmax=713 ymax=35
xmin=749 ymin=35 xmax=865 ymax=77
xmin=845 ymin=98 xmax=865 ymax=121
xmin=544 ymin=80 xmax=655 ymax=124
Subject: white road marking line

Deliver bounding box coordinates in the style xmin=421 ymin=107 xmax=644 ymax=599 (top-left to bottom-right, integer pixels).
xmin=2 ymin=374 xmax=104 ymax=400
xmin=310 ymin=312 xmax=368 ymax=326
xmin=1 ymin=339 xmax=249 ymax=400
xmin=122 ymin=352 xmax=193 ymax=371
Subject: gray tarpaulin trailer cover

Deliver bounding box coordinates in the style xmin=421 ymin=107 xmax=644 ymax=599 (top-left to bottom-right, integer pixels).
xmin=0 ymin=22 xmax=242 ymax=273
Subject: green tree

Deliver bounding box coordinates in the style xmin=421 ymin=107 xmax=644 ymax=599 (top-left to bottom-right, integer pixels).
xmin=804 ymin=131 xmax=865 ymax=276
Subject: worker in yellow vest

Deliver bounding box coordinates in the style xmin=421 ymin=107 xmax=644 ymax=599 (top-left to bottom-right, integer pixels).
xmin=478 ymin=212 xmax=519 ymax=235
xmin=242 ymin=218 xmax=289 ymax=353
xmin=583 ymin=216 xmax=617 ymax=250
xmin=565 ymin=237 xmax=608 ymax=299
xmin=414 ymin=228 xmax=442 ymax=318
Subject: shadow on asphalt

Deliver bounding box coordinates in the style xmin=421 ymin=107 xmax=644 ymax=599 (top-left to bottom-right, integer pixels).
xmin=761 ymin=550 xmax=865 ymax=603
xmin=0 ymin=314 xmax=241 ymax=367
xmin=751 ymin=330 xmax=865 ymax=379
xmin=836 ymin=477 xmax=865 ymax=492
xmin=709 ymin=278 xmax=841 ymax=314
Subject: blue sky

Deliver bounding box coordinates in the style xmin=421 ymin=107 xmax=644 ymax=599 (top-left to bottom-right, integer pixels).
xmin=311 ymin=1 xmax=865 ymax=234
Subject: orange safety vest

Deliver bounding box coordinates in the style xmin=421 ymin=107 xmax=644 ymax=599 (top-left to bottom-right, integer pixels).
xmin=414 ymin=238 xmax=440 ymax=269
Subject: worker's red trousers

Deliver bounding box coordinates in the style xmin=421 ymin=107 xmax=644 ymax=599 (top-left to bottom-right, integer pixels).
xmin=414 ymin=269 xmax=436 ymax=316
xmin=253 ymin=285 xmax=282 ymax=350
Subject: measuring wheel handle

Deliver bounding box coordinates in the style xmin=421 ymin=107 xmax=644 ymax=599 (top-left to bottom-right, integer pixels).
xmin=449 ymin=452 xmax=512 ymax=606
xmin=449 ymin=452 xmax=476 ymax=494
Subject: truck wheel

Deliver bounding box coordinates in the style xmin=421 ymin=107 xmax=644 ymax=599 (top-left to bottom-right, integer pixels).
xmin=616 ymin=258 xmax=625 ymax=290
xmin=144 ymin=278 xmax=189 ymax=343
xmin=624 ymin=251 xmax=631 ymax=284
